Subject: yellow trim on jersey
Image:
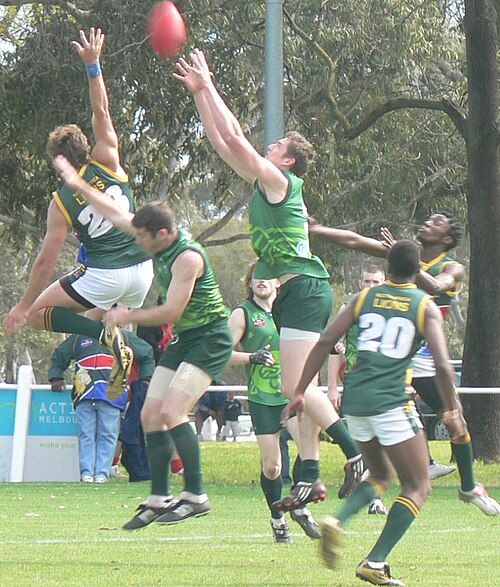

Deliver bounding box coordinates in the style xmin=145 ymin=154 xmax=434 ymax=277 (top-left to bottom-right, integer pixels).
xmin=416 ymin=295 xmax=431 ymax=336
xmin=419 ymin=252 xmax=446 ymax=272
xmin=90 ymin=159 xmax=129 ymax=182
xmin=353 ymin=287 xmax=371 ymax=320
xmin=420 ymin=254 xmax=460 ymax=298
xmin=52 ymin=190 xmax=73 ymax=226
xmin=385 ymin=280 xmax=417 ymax=289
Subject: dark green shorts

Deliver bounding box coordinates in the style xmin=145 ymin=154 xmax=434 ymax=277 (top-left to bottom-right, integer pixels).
xmin=272 ymin=276 xmax=333 ymax=333
xmin=158 ymin=319 xmax=233 ymax=380
xmin=249 ymin=400 xmax=287 ymax=436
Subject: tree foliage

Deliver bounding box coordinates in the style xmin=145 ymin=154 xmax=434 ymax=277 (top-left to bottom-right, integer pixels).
xmin=1 ymin=2 xmax=498 ymax=456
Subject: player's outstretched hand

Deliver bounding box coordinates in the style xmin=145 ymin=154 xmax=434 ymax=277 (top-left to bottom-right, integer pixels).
xmin=249 ymin=345 xmax=274 ymax=366
xmin=3 ymin=304 xmax=28 ymax=335
xmin=174 ymin=48 xmax=213 ymax=93
xmin=72 ymin=27 xmax=104 ymax=64
xmin=380 ymin=227 xmax=396 ymax=249
xmin=280 ymin=392 xmax=306 ymax=427
xmin=104 ymin=306 xmax=132 ymax=327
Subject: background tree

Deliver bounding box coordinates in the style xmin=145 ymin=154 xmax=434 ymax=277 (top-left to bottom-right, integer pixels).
xmin=0 ymin=1 xmax=497 ymax=458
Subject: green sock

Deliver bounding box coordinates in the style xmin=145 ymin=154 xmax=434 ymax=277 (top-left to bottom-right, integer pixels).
xmin=336 ymin=480 xmax=378 ymax=526
xmin=171 ymin=422 xmax=204 ymax=495
xmin=260 ymin=471 xmax=284 ymax=518
xmin=299 ymin=459 xmax=320 ymax=483
xmin=325 ymin=420 xmax=360 ymax=459
xmin=368 ymin=496 xmax=419 ymax=562
xmin=452 ymin=439 xmax=476 ymax=492
xmin=146 ymin=430 xmax=173 ymax=497
xmin=292 ymin=456 xmax=302 ymax=485
xmin=44 ymin=307 xmax=103 ymax=340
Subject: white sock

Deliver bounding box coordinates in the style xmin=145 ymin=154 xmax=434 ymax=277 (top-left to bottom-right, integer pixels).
xmin=180 ymin=491 xmax=208 ymax=503
xmin=146 ymin=494 xmax=173 ymax=508
xmin=366 ymin=560 xmax=386 ymax=570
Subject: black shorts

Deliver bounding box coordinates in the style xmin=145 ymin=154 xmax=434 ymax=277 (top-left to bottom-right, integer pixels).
xmin=412 ymin=377 xmax=443 ymax=414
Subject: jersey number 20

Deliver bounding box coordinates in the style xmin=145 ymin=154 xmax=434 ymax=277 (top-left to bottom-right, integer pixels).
xmin=357 ymin=313 xmax=416 ymax=359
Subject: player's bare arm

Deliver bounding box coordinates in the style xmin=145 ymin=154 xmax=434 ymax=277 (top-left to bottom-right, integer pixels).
xmin=309 ymin=222 xmax=389 ymax=257
xmin=106 ymin=249 xmax=203 ymax=328
xmin=73 ymin=28 xmax=122 ymax=173
xmin=54 ymin=155 xmax=134 ymax=235
xmin=327 ymin=351 xmax=343 ymax=413
xmin=175 ymin=49 xmax=288 ymax=202
xmin=3 ymin=201 xmax=68 ymax=334
xmin=416 ymin=262 xmax=464 ymax=295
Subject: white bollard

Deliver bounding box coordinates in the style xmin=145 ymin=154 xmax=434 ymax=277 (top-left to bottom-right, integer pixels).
xmin=9 ymin=365 xmax=33 ymax=482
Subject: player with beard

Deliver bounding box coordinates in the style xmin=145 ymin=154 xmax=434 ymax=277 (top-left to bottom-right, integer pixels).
xmin=228 ymin=260 xmax=321 ymax=543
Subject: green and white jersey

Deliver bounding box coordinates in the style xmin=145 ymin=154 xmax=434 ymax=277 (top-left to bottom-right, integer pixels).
xmin=154 ymin=230 xmax=229 ymax=335
xmin=249 ymin=171 xmax=329 ymax=280
xmin=343 ymin=281 xmax=431 ymax=417
xmin=238 ymin=299 xmax=287 ymax=406
xmin=53 ymin=160 xmax=150 ymax=269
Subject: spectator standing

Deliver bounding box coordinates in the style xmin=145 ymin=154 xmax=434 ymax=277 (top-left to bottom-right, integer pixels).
xmin=221 ymin=391 xmax=243 ymax=441
xmin=49 ymin=331 xmax=154 ymax=483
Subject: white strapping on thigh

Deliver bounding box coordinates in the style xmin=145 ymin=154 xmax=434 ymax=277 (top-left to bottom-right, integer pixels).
xmin=169 ymin=362 xmax=212 ymax=400
xmin=280 ymin=327 xmax=321 ymax=342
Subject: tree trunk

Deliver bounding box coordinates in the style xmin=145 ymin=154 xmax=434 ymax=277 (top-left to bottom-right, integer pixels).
xmin=461 ymin=0 xmax=500 ymax=462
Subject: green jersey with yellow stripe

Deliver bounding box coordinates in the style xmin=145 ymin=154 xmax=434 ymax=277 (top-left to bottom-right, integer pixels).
xmin=238 ymin=299 xmax=287 ymax=406
xmin=53 ymin=160 xmax=150 ymax=269
xmin=154 ymin=230 xmax=229 ymax=334
xmin=343 ymin=281 xmax=431 ymax=416
xmin=249 ymin=171 xmax=329 ymax=280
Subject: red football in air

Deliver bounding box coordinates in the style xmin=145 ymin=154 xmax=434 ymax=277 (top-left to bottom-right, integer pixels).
xmin=148 ymin=1 xmax=188 ymax=58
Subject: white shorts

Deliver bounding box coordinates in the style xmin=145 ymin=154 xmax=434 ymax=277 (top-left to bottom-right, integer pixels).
xmin=344 ymin=404 xmax=423 ymax=447
xmin=60 ymin=260 xmax=154 ymax=310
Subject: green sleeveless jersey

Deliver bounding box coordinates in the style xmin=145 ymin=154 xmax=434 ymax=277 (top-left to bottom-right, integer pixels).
xmin=154 ymin=230 xmax=229 ymax=334
xmin=249 ymin=171 xmax=329 ymax=280
xmin=238 ymin=299 xmax=287 ymax=406
xmin=420 ymin=253 xmax=459 ymax=313
xmin=53 ymin=160 xmax=150 ymax=269
xmin=343 ymin=282 xmax=431 ymax=416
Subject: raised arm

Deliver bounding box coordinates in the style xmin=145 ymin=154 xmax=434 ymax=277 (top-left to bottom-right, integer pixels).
xmin=72 ymin=28 xmax=122 ymax=173
xmin=416 ymin=261 xmax=464 ymax=295
xmin=3 ymin=201 xmax=68 ymax=334
xmin=309 ymin=221 xmax=389 ymax=257
xmin=54 ymin=155 xmax=134 ymax=235
xmin=175 ymin=49 xmax=288 ymax=200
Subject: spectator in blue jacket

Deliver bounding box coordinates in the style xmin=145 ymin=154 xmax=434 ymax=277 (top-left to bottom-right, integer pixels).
xmin=49 ymin=331 xmax=154 ymax=483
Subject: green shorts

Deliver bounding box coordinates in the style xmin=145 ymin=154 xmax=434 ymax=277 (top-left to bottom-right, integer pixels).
xmin=158 ymin=319 xmax=233 ymax=380
xmin=273 ymin=275 xmax=333 ymax=333
xmin=249 ymin=400 xmax=287 ymax=436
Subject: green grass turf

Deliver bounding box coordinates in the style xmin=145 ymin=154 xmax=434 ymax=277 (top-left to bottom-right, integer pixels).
xmin=0 ymin=441 xmax=498 ymax=587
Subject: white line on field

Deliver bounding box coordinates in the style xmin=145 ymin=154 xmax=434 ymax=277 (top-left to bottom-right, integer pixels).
xmin=0 ymin=527 xmax=479 ymax=546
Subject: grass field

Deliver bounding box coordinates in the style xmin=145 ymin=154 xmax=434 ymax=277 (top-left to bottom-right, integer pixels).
xmin=1 ymin=441 xmax=498 ymax=587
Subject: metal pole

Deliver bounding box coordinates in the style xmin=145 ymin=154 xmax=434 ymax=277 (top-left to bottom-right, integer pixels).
xmin=264 ymin=0 xmax=284 ymax=149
